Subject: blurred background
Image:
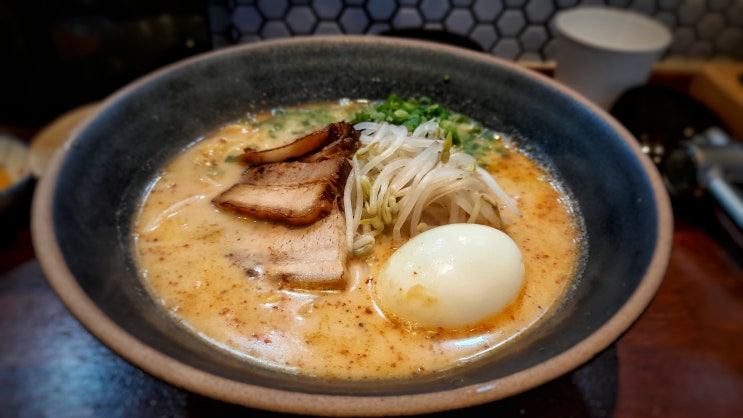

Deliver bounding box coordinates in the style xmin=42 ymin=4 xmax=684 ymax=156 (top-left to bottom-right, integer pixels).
xmin=0 ymin=0 xmax=211 ymax=128
xmin=1 ymin=0 xmax=742 ymax=128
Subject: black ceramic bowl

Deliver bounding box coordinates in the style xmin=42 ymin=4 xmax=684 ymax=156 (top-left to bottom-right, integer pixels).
xmin=32 ymin=37 xmax=672 ymax=416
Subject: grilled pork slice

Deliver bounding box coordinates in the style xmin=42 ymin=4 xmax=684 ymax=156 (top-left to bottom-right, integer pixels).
xmin=213 ymin=182 xmax=336 ymax=226
xmin=213 ymin=157 xmax=351 ymax=226
xmin=214 ymin=122 xmax=360 ymax=289
xmin=238 ymin=121 xmax=358 ymax=165
xmin=241 ymin=157 xmax=350 ymax=188
xmin=227 ymin=204 xmax=347 ymax=290
xmin=298 ymin=126 xmax=362 ymax=163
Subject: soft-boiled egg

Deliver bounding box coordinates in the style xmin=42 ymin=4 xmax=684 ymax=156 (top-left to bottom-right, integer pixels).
xmin=375 ymin=223 xmax=524 ymax=329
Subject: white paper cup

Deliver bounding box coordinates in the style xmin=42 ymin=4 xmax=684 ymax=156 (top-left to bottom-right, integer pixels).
xmin=554 ymin=7 xmax=672 ymax=109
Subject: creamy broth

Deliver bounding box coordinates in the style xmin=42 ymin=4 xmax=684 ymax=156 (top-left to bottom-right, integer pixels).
xmin=133 ymin=101 xmax=582 ymax=379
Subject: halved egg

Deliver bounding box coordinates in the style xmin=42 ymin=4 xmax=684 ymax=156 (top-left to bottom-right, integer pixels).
xmin=375 ymin=223 xmax=524 ymax=329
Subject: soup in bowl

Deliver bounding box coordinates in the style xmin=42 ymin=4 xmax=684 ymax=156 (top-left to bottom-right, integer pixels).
xmin=32 ymin=37 xmax=672 ymax=416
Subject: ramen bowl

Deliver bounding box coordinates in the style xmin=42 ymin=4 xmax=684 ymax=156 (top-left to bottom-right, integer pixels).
xmin=32 ymin=37 xmax=672 ymax=416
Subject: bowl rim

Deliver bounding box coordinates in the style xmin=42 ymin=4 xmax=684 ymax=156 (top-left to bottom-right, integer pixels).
xmin=31 ymin=35 xmax=673 ymax=416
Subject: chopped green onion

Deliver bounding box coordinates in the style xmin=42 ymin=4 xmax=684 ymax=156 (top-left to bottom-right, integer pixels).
xmin=351 ymin=94 xmax=500 ymax=149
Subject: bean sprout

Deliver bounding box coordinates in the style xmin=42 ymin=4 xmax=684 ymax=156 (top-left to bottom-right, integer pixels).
xmin=345 ymin=121 xmax=519 ymax=254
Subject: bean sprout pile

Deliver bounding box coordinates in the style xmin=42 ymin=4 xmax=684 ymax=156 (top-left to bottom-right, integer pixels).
xmin=344 ymin=120 xmax=520 ymax=255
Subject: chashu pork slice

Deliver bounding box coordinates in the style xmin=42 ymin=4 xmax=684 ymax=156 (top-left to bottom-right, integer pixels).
xmin=227 ymin=204 xmax=348 ymax=290
xmin=241 ymin=156 xmax=350 ymax=188
xmin=214 ymin=122 xmax=360 ymax=290
xmin=238 ymin=121 xmax=357 ymax=165
xmin=213 ymin=157 xmax=350 ymax=226
xmin=298 ymin=126 xmax=362 ymax=163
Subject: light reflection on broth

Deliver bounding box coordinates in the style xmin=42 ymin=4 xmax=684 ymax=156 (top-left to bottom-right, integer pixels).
xmin=132 ymin=100 xmax=582 ymax=379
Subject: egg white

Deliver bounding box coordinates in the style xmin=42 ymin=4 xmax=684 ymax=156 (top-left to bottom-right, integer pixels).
xmin=375 ymin=223 xmax=524 ymax=329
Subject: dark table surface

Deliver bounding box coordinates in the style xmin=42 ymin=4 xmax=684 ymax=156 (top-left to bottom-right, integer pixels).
xmin=2 ymin=195 xmax=742 ymax=418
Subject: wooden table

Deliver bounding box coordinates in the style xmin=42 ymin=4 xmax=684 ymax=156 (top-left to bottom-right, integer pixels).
xmin=1 ymin=197 xmax=742 ymax=418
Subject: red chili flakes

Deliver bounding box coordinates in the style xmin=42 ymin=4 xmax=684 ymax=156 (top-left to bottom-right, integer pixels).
xmin=229 ymin=318 xmax=245 ymax=329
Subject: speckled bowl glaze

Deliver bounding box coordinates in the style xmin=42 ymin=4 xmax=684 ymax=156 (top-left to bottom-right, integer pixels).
xmin=32 ymin=37 xmax=672 ymax=416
